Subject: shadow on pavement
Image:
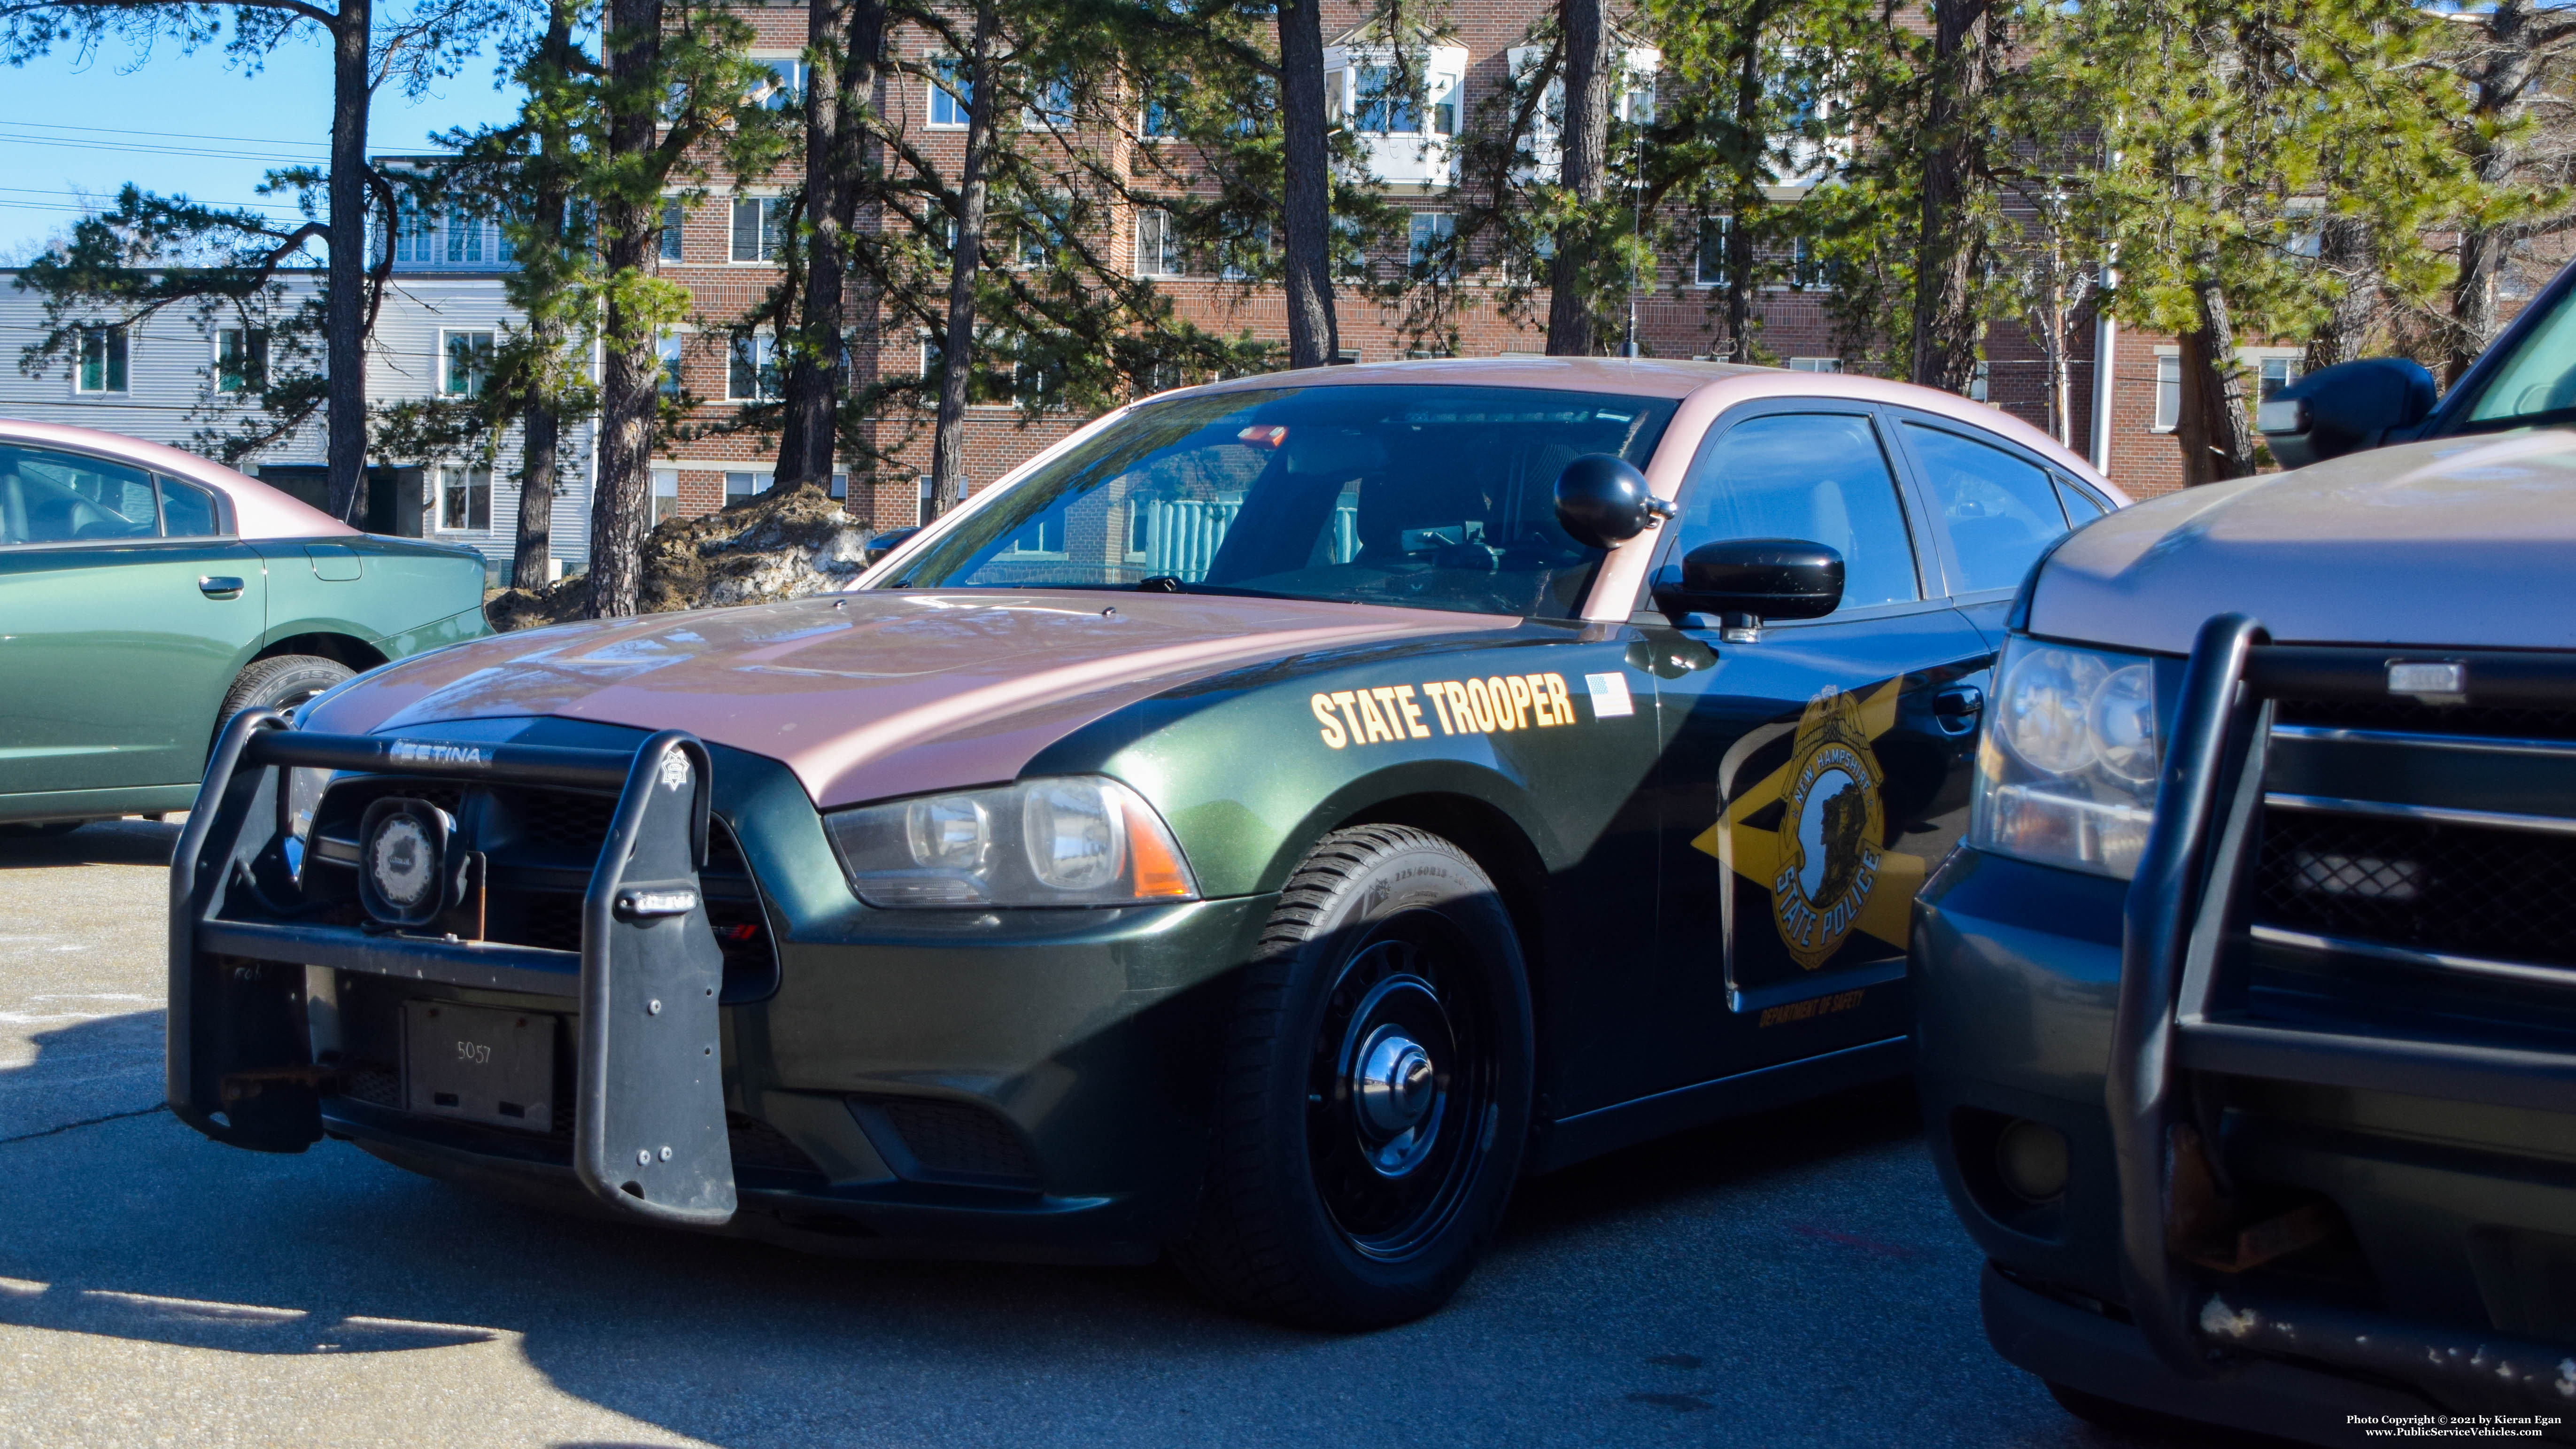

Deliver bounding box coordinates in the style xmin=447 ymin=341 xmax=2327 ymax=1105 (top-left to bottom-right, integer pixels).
xmin=0 ymin=816 xmax=183 ymax=871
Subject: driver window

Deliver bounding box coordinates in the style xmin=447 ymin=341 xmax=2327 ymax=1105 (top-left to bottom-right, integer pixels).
xmin=0 ymin=445 xmax=160 ymax=546
xmin=1672 ymin=411 xmax=1921 ymax=612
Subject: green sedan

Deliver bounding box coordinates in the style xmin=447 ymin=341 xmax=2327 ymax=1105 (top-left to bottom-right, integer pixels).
xmin=0 ymin=421 xmax=490 ymax=833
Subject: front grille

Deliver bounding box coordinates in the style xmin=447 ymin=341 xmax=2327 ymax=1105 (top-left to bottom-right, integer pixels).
xmin=857 ymin=1096 xmax=1040 ymax=1185
xmin=2275 ymin=697 xmax=2576 ymax=742
xmin=2252 ymin=812 xmax=2576 ymax=971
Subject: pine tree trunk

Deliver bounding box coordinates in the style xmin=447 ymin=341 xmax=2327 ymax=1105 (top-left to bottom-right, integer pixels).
xmin=1277 ymin=0 xmax=1338 ymax=369
xmin=323 ymin=0 xmax=372 ymax=523
xmin=588 ymin=0 xmax=665 ymax=620
xmin=777 ymin=0 xmax=883 ymax=489
xmin=1723 ymin=36 xmax=1759 ymax=358
xmin=511 ymin=1 xmax=575 ymax=589
xmin=1908 ymin=0 xmax=1990 ymax=392
xmin=928 ymin=0 xmax=999 ymax=516
xmin=1545 ymin=0 xmax=1611 ymax=356
xmin=2450 ymin=1 xmax=2535 ymax=382
xmin=2178 ymin=278 xmax=2255 ymax=485
xmin=2306 ymin=214 xmax=2378 ymax=372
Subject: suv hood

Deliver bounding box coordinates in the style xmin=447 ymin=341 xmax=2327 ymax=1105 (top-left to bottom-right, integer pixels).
xmin=2031 ymin=429 xmax=2576 ymax=655
xmin=298 ymin=590 xmax=1511 ymax=808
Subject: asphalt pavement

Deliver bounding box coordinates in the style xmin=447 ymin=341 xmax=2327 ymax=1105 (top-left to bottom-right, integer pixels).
xmin=0 ymin=819 xmax=2192 ymax=1449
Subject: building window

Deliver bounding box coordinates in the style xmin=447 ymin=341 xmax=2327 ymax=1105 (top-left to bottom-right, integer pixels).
xmin=435 ymin=465 xmax=492 ymax=531
xmin=731 ymin=197 xmax=783 ymax=263
xmin=657 ymin=332 xmax=685 ymax=398
xmin=1694 ymin=216 xmax=1729 ymax=288
xmin=751 ymin=57 xmax=804 ymax=110
xmin=829 ymin=471 xmax=847 ymax=500
xmin=724 ymin=471 xmax=766 ymax=503
xmin=1354 ymin=65 xmax=1420 ymax=135
xmin=1968 ymin=360 xmax=1990 ymax=403
xmin=1222 ymin=220 xmax=1274 ymax=282
xmin=727 ymin=334 xmax=780 ymax=402
xmin=2153 ymin=354 xmax=2181 ymax=432
xmin=1142 ymin=96 xmax=1181 ymax=138
xmin=1408 ymin=211 xmax=1455 ymax=277
xmin=73 ymin=325 xmax=128 ymax=394
xmin=2255 ymin=354 xmax=2298 ymax=402
xmin=392 ymin=196 xmax=434 ymax=264
xmin=1789 ymin=236 xmax=1828 ymax=290
xmin=1018 ymin=205 xmax=1065 ymax=271
xmin=651 ymin=468 xmax=680 ymax=525
xmin=917 ymin=474 xmax=937 ymax=525
xmin=215 ymin=328 xmax=268 ymax=395
xmin=1136 ymin=207 xmax=1181 ymax=278
xmin=929 ymin=57 xmax=971 ymax=128
xmin=918 ymin=334 xmax=940 ymax=377
xmin=1786 ymin=357 xmax=1841 ymax=373
xmin=660 ymin=200 xmax=685 ymax=262
xmin=444 ymin=208 xmax=486 ymax=264
xmin=1025 ymin=73 xmax=1075 ymax=127
xmin=441 ymin=330 xmax=495 ymax=397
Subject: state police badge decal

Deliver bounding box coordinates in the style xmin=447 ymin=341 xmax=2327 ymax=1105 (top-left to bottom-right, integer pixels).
xmin=1769 ymin=689 xmax=1886 ymax=970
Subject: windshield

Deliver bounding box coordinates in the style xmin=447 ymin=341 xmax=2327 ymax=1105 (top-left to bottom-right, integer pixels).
xmin=2465 ymin=280 xmax=2576 ymax=429
xmin=879 ymin=383 xmax=1678 ymax=617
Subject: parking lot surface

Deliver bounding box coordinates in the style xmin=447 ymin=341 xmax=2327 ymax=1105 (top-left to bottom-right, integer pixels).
xmin=0 ymin=821 xmax=2171 ymax=1449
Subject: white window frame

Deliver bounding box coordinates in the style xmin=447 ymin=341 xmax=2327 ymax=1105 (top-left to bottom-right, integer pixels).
xmin=214 ymin=327 xmax=267 ymax=395
xmin=433 ymin=464 xmax=492 ymax=533
xmin=72 ymin=324 xmax=129 ymax=394
xmin=730 ymin=196 xmax=784 ymax=264
xmin=1694 ymin=216 xmax=1730 ymax=288
xmin=727 ymin=333 xmax=780 ymax=403
xmin=928 ymin=56 xmax=970 ymax=129
xmin=723 ymin=471 xmax=770 ymax=504
xmin=660 ymin=199 xmax=686 ymax=262
xmin=1786 ymin=357 xmax=1842 ymax=374
xmin=750 ymin=55 xmax=805 ymax=111
xmin=440 ymin=329 xmax=495 ymax=398
xmin=1408 ymin=210 xmax=1455 ymax=274
xmin=1136 ymin=207 xmax=1182 ymax=279
xmin=657 ymin=329 xmax=687 ymax=398
xmin=443 ymin=207 xmax=488 ymax=265
xmin=2244 ymin=347 xmax=2302 ymax=404
xmin=650 ymin=467 xmax=681 ymax=525
xmin=2152 ymin=350 xmax=2181 ymax=433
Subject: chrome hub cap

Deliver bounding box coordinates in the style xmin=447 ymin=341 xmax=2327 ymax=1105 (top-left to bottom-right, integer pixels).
xmin=1354 ymin=1027 xmax=1437 ymax=1138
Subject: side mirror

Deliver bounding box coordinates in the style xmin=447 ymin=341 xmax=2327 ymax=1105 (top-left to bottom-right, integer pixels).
xmin=863 ymin=527 xmax=920 ymax=565
xmin=1554 ymin=454 xmax=1675 ymax=549
xmin=1652 ymin=538 xmax=1844 ymax=640
xmin=2257 ymin=357 xmax=2437 ymax=469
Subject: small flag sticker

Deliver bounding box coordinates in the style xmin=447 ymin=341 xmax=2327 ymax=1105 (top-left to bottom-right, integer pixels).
xmin=1585 ymin=673 xmax=1634 ymax=719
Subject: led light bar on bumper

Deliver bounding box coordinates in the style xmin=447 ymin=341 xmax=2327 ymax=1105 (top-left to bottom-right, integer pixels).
xmin=825 ymin=776 xmax=1198 ymax=907
xmin=1967 ymin=636 xmax=2162 ymax=879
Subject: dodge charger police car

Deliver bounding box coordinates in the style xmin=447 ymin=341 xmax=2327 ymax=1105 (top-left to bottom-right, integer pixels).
xmin=170 ymin=357 xmax=2114 ymax=1327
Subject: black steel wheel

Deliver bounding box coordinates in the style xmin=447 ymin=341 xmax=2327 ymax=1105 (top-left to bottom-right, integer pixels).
xmin=1175 ymin=824 xmax=1532 ymax=1330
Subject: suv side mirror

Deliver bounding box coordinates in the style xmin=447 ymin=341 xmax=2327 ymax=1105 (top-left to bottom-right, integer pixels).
xmin=1652 ymin=538 xmax=1844 ymax=640
xmin=864 ymin=527 xmax=921 ymax=565
xmin=2257 ymin=357 xmax=2437 ymax=468
xmin=1554 ymin=454 xmax=1675 ymax=548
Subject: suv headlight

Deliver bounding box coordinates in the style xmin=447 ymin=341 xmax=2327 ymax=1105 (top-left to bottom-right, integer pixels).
xmin=825 ymin=775 xmax=1199 ymax=908
xmin=1968 ymin=636 xmax=2161 ymax=879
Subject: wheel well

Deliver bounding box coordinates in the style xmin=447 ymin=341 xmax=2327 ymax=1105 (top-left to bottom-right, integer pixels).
xmin=254 ymin=632 xmax=387 ymax=674
xmin=1335 ymin=792 xmax=1555 ymax=1054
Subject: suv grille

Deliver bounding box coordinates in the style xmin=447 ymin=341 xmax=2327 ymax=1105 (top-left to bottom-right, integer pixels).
xmin=2253 ymin=811 xmax=2576 ymax=972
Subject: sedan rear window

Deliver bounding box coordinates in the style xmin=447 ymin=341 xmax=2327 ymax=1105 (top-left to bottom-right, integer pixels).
xmin=0 ymin=446 xmax=159 ymax=545
xmin=880 ymin=384 xmax=1678 ymax=618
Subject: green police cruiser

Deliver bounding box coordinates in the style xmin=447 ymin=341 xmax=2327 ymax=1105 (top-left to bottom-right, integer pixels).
xmin=171 ymin=358 xmax=2115 ymax=1327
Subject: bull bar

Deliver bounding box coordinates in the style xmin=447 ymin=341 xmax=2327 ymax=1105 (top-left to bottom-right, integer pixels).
xmin=168 ymin=707 xmax=738 ymax=1227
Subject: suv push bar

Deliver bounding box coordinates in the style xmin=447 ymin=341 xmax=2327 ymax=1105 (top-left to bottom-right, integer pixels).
xmin=169 ymin=709 xmax=738 ymax=1227
xmin=2110 ymin=614 xmax=2576 ymax=1401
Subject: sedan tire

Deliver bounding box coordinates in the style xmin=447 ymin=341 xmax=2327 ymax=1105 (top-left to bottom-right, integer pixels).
xmin=219 ymin=654 xmax=354 ymax=733
xmin=1176 ymin=825 xmax=1533 ymax=1330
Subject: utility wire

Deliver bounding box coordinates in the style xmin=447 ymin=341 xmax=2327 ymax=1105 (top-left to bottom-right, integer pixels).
xmin=0 ymin=118 xmax=329 ymax=149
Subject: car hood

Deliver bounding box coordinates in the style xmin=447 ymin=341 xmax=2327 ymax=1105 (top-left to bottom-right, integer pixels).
xmin=2031 ymin=428 xmax=2576 ymax=655
xmin=299 ymin=590 xmax=1513 ymax=808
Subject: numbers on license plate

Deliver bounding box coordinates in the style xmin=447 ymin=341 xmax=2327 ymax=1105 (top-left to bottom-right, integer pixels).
xmin=455 ymin=1039 xmax=493 ymax=1066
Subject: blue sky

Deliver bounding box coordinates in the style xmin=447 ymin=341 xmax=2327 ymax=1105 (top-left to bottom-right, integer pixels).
xmin=0 ymin=29 xmax=520 ymax=261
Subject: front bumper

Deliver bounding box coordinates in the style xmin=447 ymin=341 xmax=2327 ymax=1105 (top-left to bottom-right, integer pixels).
xmin=171 ymin=713 xmax=1274 ymax=1260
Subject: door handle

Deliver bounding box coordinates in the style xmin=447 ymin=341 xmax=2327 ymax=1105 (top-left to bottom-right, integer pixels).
xmin=199 ymin=575 xmax=245 ymax=599
xmin=1933 ymin=684 xmax=1984 ymax=736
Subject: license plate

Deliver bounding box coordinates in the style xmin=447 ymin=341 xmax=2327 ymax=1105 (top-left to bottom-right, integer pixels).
xmin=402 ymin=1001 xmax=557 ymax=1133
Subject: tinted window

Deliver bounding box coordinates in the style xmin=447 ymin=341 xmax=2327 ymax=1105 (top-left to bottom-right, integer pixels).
xmin=883 ymin=385 xmax=1679 ymax=618
xmin=159 ymin=477 xmax=221 ymax=537
xmin=1901 ymin=422 xmax=2068 ymax=593
xmin=1671 ymin=412 xmax=1919 ymax=611
xmin=0 ymin=446 xmax=158 ymax=545
xmin=2054 ymin=477 xmax=2106 ymax=523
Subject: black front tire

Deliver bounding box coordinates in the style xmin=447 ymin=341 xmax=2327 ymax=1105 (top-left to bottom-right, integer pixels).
xmin=1176 ymin=825 xmax=1534 ymax=1330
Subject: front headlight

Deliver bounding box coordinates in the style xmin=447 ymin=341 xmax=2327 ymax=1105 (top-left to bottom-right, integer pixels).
xmin=279 ymin=765 xmax=334 ymax=880
xmin=826 ymin=775 xmax=1198 ymax=908
xmin=1968 ymin=636 xmax=2162 ymax=879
